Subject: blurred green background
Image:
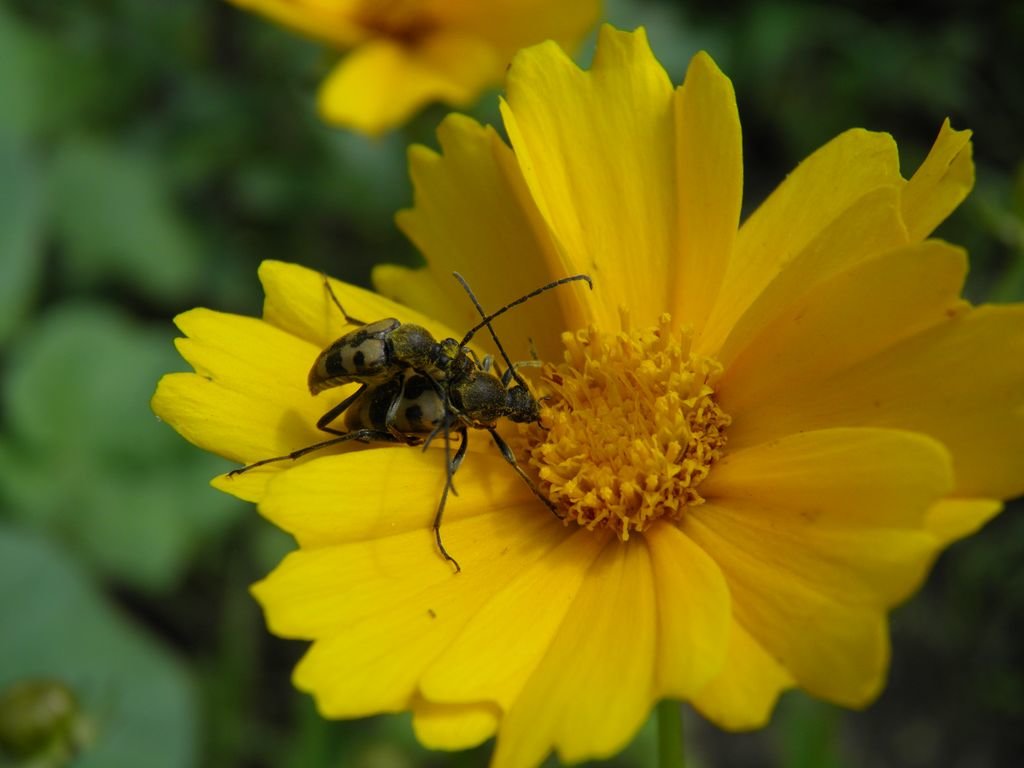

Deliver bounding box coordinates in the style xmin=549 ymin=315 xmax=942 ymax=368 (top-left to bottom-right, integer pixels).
xmin=1 ymin=0 xmax=1021 ymax=766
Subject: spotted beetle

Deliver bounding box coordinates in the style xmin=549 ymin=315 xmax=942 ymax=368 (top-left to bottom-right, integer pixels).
xmin=229 ymin=272 xmax=592 ymax=571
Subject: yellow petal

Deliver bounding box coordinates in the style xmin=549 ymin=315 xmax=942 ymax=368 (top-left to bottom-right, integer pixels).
xmin=152 ymin=309 xmax=328 ymax=467
xmin=226 ymin=0 xmax=366 ymax=49
xmin=411 ymin=698 xmax=499 ymax=751
xmin=372 ymin=264 xmax=455 ymax=339
xmin=699 ymin=129 xmax=903 ymax=355
xmin=318 ymin=34 xmax=497 ymax=136
xmin=902 ymin=120 xmax=974 ymax=242
xmin=259 ymin=260 xmax=457 ymax=350
xmin=685 ymin=506 xmax=896 ymax=707
xmin=174 ymin=308 xmax=315 ymax=403
xmin=686 ymin=426 xmax=956 ymax=708
xmin=671 ymin=51 xmax=742 ymax=333
xmin=702 ymin=428 xmax=954 ymax=529
xmin=440 ymin=0 xmax=600 ymax=61
xmin=492 ymin=541 xmax=656 ymax=767
xmin=254 ymin=448 xmax=544 ymax=548
xmin=420 ymin=528 xmax=610 ymax=709
xmin=252 ymin=509 xmax=564 ymax=717
xmin=712 ymin=186 xmax=909 ymax=367
xmin=392 ymin=114 xmax=590 ymax=363
xmin=152 ymin=374 xmax=272 ymax=502
xmin=252 ymin=510 xmax=560 ymax=638
xmin=646 ymin=522 xmax=731 ymax=698
xmin=689 ymin=502 xmax=941 ymax=612
xmin=718 ymin=239 xmax=967 ymax=413
xmin=926 ymin=498 xmax=1003 ymax=546
xmin=728 ymin=305 xmax=1024 ymax=499
xmin=501 ymin=27 xmax=676 ymax=329
xmin=691 ymin=619 xmax=794 ymax=730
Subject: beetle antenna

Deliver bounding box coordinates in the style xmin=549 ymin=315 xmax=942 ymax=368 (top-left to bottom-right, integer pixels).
xmin=452 ymin=272 xmax=526 ymax=390
xmin=455 ymin=273 xmax=592 ymax=365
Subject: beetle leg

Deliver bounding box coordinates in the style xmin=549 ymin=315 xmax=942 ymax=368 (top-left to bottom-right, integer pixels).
xmin=449 ymin=421 xmax=470 ymax=474
xmin=321 ymin=273 xmax=367 ymax=326
xmin=315 ymin=383 xmax=367 ymax=435
xmin=382 ymin=379 xmax=424 ymax=445
xmin=419 ymin=377 xmax=460 ymax=496
xmin=501 ymin=359 xmax=542 ymax=387
xmin=227 ymin=428 xmax=413 ymax=477
xmin=432 ymin=423 xmax=468 ymax=574
xmin=486 ymin=427 xmax=563 ymax=520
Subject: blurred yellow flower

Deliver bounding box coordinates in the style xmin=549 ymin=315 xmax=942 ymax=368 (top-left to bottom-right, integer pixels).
xmin=153 ymin=26 xmax=1024 ymax=767
xmin=227 ymin=0 xmax=600 ymax=135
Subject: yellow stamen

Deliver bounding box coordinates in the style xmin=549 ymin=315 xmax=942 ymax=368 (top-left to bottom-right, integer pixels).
xmin=524 ymin=314 xmax=730 ymax=539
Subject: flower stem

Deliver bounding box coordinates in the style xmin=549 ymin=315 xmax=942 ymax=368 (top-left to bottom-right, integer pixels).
xmin=656 ymin=699 xmax=686 ymax=768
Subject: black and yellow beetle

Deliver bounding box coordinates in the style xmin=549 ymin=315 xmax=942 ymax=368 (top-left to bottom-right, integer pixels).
xmin=229 ymin=272 xmax=592 ymax=571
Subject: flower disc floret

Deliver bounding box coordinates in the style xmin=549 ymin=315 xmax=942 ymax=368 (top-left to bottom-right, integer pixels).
xmin=356 ymin=0 xmax=435 ymax=43
xmin=527 ymin=314 xmax=730 ymax=539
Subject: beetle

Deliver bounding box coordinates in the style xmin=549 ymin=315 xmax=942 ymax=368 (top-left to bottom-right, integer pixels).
xmin=303 ymin=309 xmax=456 ymax=443
xmin=229 ymin=272 xmax=592 ymax=571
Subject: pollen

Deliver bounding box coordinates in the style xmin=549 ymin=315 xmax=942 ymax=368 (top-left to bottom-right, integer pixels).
xmin=524 ymin=313 xmax=730 ymax=539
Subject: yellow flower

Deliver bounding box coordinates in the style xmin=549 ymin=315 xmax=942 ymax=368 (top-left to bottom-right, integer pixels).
xmin=152 ymin=26 xmax=1024 ymax=767
xmin=226 ymin=0 xmax=600 ymax=135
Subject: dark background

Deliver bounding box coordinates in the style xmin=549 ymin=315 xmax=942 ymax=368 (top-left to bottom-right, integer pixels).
xmin=0 ymin=0 xmax=1021 ymax=765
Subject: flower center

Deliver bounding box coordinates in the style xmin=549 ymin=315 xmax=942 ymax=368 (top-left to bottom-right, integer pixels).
xmin=523 ymin=313 xmax=730 ymax=539
xmin=356 ymin=0 xmax=435 ymax=44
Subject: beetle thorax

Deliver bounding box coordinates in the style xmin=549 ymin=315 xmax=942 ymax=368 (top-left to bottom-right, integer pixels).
xmin=450 ymin=371 xmax=538 ymax=426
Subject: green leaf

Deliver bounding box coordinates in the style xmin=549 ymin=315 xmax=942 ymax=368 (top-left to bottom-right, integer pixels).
xmin=0 ymin=135 xmax=46 ymax=347
xmin=0 ymin=7 xmax=101 ymax=140
xmin=0 ymin=527 xmax=197 ymax=768
xmin=0 ymin=303 xmax=239 ymax=591
xmin=49 ymin=139 xmax=202 ymax=303
xmin=0 ymin=7 xmax=58 ymax=139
